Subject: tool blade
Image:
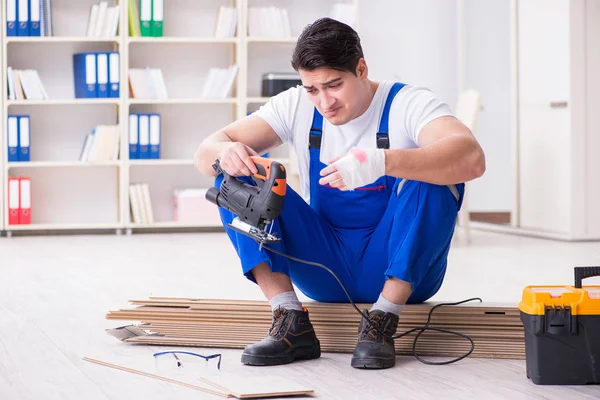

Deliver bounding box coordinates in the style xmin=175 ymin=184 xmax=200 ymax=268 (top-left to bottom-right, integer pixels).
xmin=228 ymin=218 xmax=280 ymax=244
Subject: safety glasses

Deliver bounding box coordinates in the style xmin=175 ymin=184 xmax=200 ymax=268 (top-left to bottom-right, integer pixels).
xmin=152 ymin=351 xmax=222 ymax=370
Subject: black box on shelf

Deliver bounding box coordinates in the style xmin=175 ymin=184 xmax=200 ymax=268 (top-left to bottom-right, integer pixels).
xmin=261 ymin=73 xmax=302 ymax=97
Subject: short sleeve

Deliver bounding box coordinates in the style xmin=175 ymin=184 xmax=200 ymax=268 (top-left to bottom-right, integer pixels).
xmin=394 ymin=86 xmax=453 ymax=145
xmin=252 ymin=86 xmax=303 ymax=145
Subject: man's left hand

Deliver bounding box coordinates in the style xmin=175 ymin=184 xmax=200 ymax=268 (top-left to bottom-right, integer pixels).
xmin=319 ymin=148 xmax=386 ymax=191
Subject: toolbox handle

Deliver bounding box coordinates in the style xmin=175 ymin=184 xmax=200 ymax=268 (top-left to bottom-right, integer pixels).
xmin=574 ymin=266 xmax=600 ymax=288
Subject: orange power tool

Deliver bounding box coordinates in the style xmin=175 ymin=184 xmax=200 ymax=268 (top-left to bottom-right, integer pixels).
xmin=205 ymin=156 xmax=286 ymax=244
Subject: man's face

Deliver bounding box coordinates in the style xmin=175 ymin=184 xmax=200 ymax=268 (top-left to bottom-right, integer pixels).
xmin=298 ymin=63 xmax=366 ymax=126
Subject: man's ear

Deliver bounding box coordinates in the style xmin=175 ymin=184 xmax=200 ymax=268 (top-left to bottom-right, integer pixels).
xmin=356 ymin=59 xmax=368 ymax=79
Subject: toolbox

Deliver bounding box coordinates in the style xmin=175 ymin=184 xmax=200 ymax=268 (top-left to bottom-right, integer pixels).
xmin=519 ymin=266 xmax=600 ymax=385
xmin=261 ymin=72 xmax=302 ymax=97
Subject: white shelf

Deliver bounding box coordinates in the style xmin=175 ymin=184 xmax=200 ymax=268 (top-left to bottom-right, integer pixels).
xmin=5 ymin=37 xmax=120 ymax=44
xmin=128 ymin=159 xmax=193 ymax=166
xmin=127 ymin=221 xmax=222 ymax=229
xmin=7 ymin=161 xmax=121 ymax=168
xmin=128 ymin=98 xmax=236 ymax=105
xmin=6 ymin=222 xmax=122 ymax=231
xmin=128 ymin=37 xmax=239 ymax=44
xmin=0 ymin=0 xmax=355 ymax=233
xmin=6 ymin=99 xmax=121 ymax=107
xmin=246 ymin=37 xmax=298 ymax=43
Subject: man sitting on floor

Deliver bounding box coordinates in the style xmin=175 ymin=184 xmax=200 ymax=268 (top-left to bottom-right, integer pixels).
xmin=194 ymin=17 xmax=485 ymax=369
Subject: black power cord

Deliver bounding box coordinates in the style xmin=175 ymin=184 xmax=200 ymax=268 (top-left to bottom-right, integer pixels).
xmin=258 ymin=242 xmax=483 ymax=365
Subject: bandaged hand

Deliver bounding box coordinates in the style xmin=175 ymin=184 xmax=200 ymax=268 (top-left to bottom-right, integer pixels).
xmin=319 ymin=148 xmax=386 ymax=191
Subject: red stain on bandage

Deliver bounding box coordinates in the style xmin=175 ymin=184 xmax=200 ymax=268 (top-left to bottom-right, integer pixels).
xmin=350 ymin=148 xmax=368 ymax=164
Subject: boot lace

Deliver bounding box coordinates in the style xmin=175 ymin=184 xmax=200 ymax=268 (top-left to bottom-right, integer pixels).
xmin=268 ymin=307 xmax=289 ymax=338
xmin=361 ymin=313 xmax=383 ymax=341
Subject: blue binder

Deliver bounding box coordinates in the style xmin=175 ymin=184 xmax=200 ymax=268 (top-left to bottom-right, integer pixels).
xmin=73 ymin=53 xmax=98 ymax=98
xmin=7 ymin=116 xmax=19 ymax=162
xmin=96 ymin=53 xmax=109 ymax=98
xmin=29 ymin=0 xmax=41 ymax=36
xmin=138 ymin=114 xmax=150 ymax=159
xmin=108 ymin=52 xmax=120 ymax=98
xmin=17 ymin=0 xmax=29 ymax=36
xmin=18 ymin=115 xmax=30 ymax=162
xmin=149 ymin=114 xmax=161 ymax=159
xmin=129 ymin=113 xmax=139 ymax=160
xmin=6 ymin=0 xmax=18 ymax=36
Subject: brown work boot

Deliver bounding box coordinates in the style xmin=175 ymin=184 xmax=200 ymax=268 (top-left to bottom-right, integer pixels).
xmin=351 ymin=309 xmax=399 ymax=369
xmin=241 ymin=306 xmax=321 ymax=366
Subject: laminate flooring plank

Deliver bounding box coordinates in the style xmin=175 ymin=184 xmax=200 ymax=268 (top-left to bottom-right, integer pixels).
xmin=0 ymin=305 xmax=110 ymax=400
xmin=0 ymin=374 xmax=31 ymax=400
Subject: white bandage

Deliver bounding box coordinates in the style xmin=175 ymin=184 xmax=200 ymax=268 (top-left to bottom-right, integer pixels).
xmin=332 ymin=148 xmax=386 ymax=190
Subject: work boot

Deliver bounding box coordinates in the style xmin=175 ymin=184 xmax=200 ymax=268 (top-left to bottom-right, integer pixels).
xmin=351 ymin=309 xmax=399 ymax=369
xmin=241 ymin=306 xmax=321 ymax=366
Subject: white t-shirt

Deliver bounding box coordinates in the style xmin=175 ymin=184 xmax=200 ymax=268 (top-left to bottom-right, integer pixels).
xmin=253 ymin=80 xmax=453 ymax=202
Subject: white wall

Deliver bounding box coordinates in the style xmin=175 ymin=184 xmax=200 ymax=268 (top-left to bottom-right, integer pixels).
xmin=357 ymin=0 xmax=512 ymax=212
xmin=462 ymin=0 xmax=512 ymax=212
xmin=358 ymin=0 xmax=459 ymax=109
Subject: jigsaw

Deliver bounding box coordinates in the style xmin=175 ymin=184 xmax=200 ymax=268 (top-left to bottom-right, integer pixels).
xmin=205 ymin=156 xmax=286 ymax=244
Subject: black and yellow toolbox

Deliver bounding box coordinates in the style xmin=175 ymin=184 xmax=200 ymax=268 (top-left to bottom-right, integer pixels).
xmin=519 ymin=266 xmax=600 ymax=385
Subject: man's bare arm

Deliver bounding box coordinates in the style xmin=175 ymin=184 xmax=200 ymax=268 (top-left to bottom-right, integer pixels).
xmin=194 ymin=114 xmax=283 ymax=177
xmin=384 ymin=116 xmax=485 ymax=185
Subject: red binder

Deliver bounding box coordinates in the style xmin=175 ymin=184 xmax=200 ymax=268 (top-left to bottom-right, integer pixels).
xmin=8 ymin=177 xmax=20 ymax=225
xmin=19 ymin=177 xmax=31 ymax=225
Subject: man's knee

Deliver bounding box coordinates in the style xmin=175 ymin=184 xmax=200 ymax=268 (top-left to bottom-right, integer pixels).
xmin=394 ymin=179 xmax=461 ymax=213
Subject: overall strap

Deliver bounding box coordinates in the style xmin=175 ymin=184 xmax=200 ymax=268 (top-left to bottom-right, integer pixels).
xmin=308 ymin=107 xmax=324 ymax=149
xmin=376 ymin=82 xmax=405 ymax=149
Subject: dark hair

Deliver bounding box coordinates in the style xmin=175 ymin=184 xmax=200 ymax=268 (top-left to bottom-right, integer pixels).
xmin=291 ymin=18 xmax=364 ymax=75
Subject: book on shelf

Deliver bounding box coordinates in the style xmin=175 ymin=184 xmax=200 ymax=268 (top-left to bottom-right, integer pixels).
xmin=129 ymin=113 xmax=160 ymax=160
xmin=8 ymin=177 xmax=32 ymax=225
xmin=7 ymin=115 xmax=31 ymax=162
xmin=247 ymin=6 xmax=291 ymax=38
xmin=127 ymin=0 xmax=141 ymax=36
xmin=129 ymin=183 xmax=154 ymax=224
xmin=133 ymin=0 xmax=163 ymax=37
xmin=214 ymin=6 xmax=237 ymax=38
xmin=73 ymin=52 xmax=120 ymax=98
xmin=86 ymin=1 xmax=120 ymax=38
xmin=6 ymin=0 xmax=53 ymax=37
xmin=128 ymin=68 xmax=168 ymax=99
xmin=201 ymin=64 xmax=238 ymax=99
xmin=79 ymin=124 xmax=121 ymax=162
xmin=6 ymin=67 xmax=48 ymax=100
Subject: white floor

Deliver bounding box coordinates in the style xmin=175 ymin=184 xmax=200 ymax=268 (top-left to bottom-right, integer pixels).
xmin=1 ymin=227 xmax=600 ymax=399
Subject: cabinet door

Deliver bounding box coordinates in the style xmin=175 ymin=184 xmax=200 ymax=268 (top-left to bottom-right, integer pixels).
xmin=517 ymin=0 xmax=572 ymax=234
xmin=518 ymin=105 xmax=571 ymax=233
xmin=517 ymin=0 xmax=570 ymax=106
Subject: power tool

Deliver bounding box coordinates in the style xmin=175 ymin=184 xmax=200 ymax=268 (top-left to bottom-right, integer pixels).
xmin=205 ymin=156 xmax=286 ymax=244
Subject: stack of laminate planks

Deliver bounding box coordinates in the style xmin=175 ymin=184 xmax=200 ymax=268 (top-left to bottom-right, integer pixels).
xmin=105 ymin=297 xmax=526 ymax=360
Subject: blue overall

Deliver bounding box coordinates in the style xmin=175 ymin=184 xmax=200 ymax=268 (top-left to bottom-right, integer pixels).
xmin=214 ymin=82 xmax=464 ymax=304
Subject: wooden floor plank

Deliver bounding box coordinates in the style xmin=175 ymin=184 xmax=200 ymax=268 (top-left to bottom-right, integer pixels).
xmin=0 ymin=305 xmax=110 ymax=400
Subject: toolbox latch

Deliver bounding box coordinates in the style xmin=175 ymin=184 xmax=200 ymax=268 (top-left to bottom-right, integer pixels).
xmin=544 ymin=306 xmax=578 ymax=335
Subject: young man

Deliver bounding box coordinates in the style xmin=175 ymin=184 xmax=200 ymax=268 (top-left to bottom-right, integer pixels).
xmin=195 ymin=18 xmax=485 ymax=369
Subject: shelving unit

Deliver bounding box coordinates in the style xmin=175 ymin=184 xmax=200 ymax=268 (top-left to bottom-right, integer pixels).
xmin=1 ymin=0 xmax=359 ymax=235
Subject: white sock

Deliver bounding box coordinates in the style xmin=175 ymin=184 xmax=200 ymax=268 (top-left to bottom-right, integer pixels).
xmin=268 ymin=291 xmax=303 ymax=312
xmin=370 ymin=293 xmax=405 ymax=316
